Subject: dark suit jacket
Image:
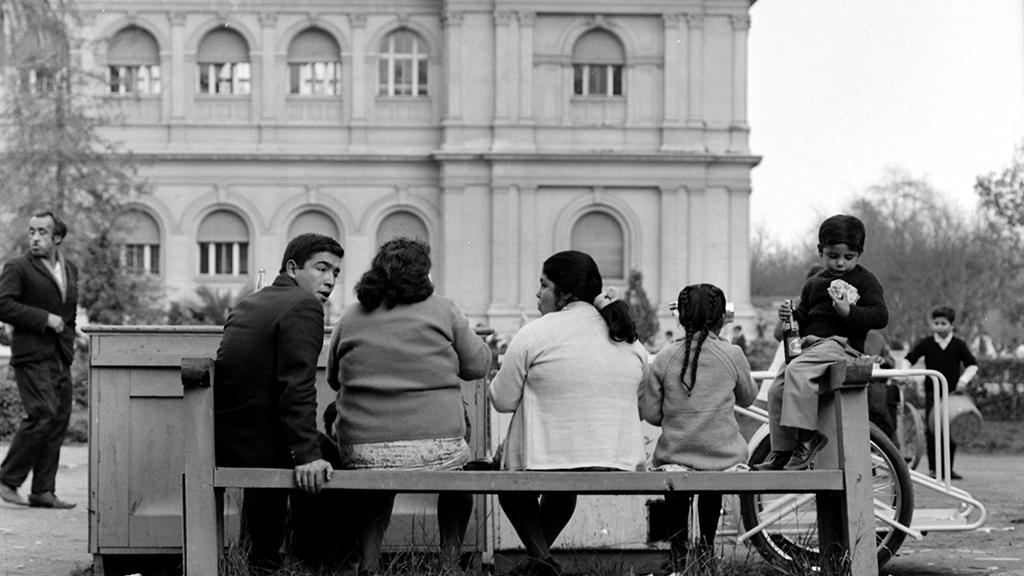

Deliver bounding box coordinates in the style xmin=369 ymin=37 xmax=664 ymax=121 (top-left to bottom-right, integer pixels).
xmin=0 ymin=253 xmax=78 ymax=366
xmin=214 ymin=274 xmax=325 ymax=468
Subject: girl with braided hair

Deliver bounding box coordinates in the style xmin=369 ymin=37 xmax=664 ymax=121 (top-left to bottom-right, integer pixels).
xmin=640 ymin=283 xmax=757 ymax=573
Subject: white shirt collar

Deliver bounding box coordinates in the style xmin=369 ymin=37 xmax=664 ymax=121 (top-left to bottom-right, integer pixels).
xmin=933 ymin=332 xmax=953 ymax=349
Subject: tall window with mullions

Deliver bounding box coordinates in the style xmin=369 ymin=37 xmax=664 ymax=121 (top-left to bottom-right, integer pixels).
xmin=572 ymin=29 xmax=624 ymax=97
xmin=378 ymin=29 xmax=428 ymax=97
xmin=196 ymin=29 xmax=251 ymax=95
xmin=107 ymin=26 xmax=161 ymax=95
xmin=288 ymin=28 xmax=342 ymax=96
xmin=197 ymin=210 xmax=249 ymax=276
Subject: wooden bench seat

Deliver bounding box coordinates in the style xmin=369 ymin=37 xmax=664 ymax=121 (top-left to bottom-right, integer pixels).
xmin=181 ymin=356 xmax=879 ymax=575
xmin=213 ymin=467 xmax=846 ymax=494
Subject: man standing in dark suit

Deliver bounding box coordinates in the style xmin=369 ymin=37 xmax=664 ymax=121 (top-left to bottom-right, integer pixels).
xmin=214 ymin=232 xmax=344 ymax=572
xmin=0 ymin=211 xmax=79 ymax=509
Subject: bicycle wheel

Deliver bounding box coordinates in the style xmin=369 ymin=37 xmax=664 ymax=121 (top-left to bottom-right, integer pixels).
xmin=739 ymin=424 xmax=914 ymax=569
xmin=899 ymin=403 xmax=925 ymax=471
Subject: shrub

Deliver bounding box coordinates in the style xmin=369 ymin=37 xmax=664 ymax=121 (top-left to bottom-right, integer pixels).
xmin=0 ymin=373 xmax=24 ymax=441
xmin=900 ymin=357 xmax=1024 ymax=421
xmin=746 ymin=338 xmax=779 ymax=372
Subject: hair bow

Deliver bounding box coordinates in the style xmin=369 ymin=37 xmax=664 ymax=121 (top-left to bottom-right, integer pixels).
xmin=593 ymin=286 xmax=621 ymax=310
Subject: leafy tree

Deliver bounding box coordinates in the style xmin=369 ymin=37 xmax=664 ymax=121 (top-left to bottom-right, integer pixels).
xmin=975 ymin=146 xmax=1024 ymax=333
xmin=624 ymin=270 xmax=659 ymax=346
xmin=749 ymin=224 xmax=817 ymax=298
xmin=0 ymin=0 xmax=162 ymax=323
xmin=847 ymin=168 xmax=1007 ymax=346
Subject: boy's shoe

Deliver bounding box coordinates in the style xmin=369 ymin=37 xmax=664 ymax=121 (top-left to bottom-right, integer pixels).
xmin=784 ymin=432 xmax=829 ymax=471
xmin=27 ymin=491 xmax=76 ymax=509
xmin=1 ymin=483 xmax=28 ymax=506
xmin=950 ymin=470 xmax=963 ymax=480
xmin=752 ymin=451 xmax=792 ymax=471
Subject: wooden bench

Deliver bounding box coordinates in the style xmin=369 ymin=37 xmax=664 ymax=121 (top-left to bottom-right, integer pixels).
xmin=181 ymin=357 xmax=878 ymax=575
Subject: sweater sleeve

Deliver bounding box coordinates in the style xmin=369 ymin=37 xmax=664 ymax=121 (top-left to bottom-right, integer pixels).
xmin=276 ymin=296 xmax=324 ymax=465
xmin=638 ymin=350 xmax=667 ymax=425
xmin=488 ymin=328 xmax=530 ymax=413
xmin=448 ymin=301 xmax=492 ymax=380
xmin=729 ymin=347 xmax=758 ymax=408
xmin=844 ymin=271 xmax=889 ymax=331
xmin=904 ymin=338 xmax=927 ymax=366
xmin=957 ymin=339 xmax=978 ymax=368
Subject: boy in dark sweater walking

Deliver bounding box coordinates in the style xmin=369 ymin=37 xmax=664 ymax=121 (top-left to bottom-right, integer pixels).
xmin=902 ymin=306 xmax=977 ymax=479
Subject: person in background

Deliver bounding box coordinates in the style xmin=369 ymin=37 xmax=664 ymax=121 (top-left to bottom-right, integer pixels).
xmin=329 ymin=237 xmax=491 ymax=575
xmin=489 ymin=250 xmax=648 ymax=576
xmin=640 ymin=283 xmax=757 ymax=573
xmin=901 ymin=306 xmax=977 ymax=479
xmin=755 ymin=215 xmax=889 ymax=472
xmin=864 ymin=330 xmax=899 ymax=445
xmin=730 ymin=325 xmax=748 ymax=354
xmin=214 ymin=233 xmax=344 ymax=572
xmin=0 ymin=211 xmax=79 ymax=509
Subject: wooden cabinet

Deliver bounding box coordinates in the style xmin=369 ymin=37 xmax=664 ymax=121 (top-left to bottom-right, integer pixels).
xmin=87 ymin=326 xmax=490 ymax=568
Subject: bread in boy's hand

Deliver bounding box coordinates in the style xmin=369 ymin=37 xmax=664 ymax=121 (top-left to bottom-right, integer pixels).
xmin=827 ymin=279 xmax=860 ymax=304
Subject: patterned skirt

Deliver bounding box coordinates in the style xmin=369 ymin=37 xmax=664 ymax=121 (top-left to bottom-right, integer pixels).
xmin=337 ymin=436 xmax=472 ymax=471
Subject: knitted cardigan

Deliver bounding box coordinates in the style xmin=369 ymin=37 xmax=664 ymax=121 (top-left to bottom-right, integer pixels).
xmin=489 ymin=302 xmax=649 ymax=472
xmin=640 ymin=333 xmax=757 ymax=471
xmin=328 ymin=295 xmax=492 ymax=445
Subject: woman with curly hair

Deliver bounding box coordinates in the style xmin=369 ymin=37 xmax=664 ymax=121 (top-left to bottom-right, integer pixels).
xmin=328 ymin=237 xmax=491 ymax=574
xmin=640 ymin=283 xmax=756 ymax=573
xmin=489 ymin=250 xmax=648 ymax=576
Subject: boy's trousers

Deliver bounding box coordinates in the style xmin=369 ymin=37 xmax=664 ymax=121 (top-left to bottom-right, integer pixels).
xmin=767 ymin=337 xmax=859 ymax=451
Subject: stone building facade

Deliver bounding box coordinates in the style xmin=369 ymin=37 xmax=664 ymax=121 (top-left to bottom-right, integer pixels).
xmin=75 ymin=0 xmax=760 ymax=334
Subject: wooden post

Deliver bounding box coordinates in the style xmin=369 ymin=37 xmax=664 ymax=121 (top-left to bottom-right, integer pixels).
xmin=182 ymin=357 xmax=220 ymax=576
xmin=816 ymin=360 xmax=878 ymax=574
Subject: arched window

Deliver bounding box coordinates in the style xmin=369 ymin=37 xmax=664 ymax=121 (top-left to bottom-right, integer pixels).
xmin=119 ymin=210 xmax=161 ymax=274
xmin=378 ymin=29 xmax=428 ymax=97
xmin=376 ymin=211 xmax=428 ymax=245
xmin=197 ymin=210 xmax=249 ymax=275
xmin=287 ymin=28 xmax=341 ymax=95
xmin=572 ymin=30 xmax=624 ymax=97
xmin=287 ymin=210 xmax=339 ymax=240
xmin=108 ymin=26 xmax=161 ymax=95
xmin=197 ymin=29 xmax=250 ymax=95
xmin=571 ymin=211 xmax=625 ymax=279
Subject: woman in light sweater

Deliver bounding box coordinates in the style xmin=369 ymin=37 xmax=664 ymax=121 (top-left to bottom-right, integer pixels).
xmin=640 ymin=283 xmax=757 ymax=573
xmin=489 ymin=250 xmax=648 ymax=576
xmin=328 ymin=237 xmax=491 ymax=574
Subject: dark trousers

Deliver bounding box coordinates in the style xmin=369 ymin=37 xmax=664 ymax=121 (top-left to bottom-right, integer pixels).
xmin=0 ymin=356 xmax=72 ymax=494
xmin=661 ymin=492 xmax=722 ymax=569
xmin=241 ymin=488 xmax=290 ymax=572
xmin=924 ymin=396 xmax=956 ymax=473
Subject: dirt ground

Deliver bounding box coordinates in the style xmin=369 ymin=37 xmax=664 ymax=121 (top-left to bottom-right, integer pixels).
xmin=0 ymin=446 xmax=1021 ymax=576
xmin=0 ymin=444 xmax=90 ymax=576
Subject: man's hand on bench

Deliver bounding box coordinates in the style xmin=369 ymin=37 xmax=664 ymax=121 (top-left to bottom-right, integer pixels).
xmin=294 ymin=459 xmax=334 ymax=494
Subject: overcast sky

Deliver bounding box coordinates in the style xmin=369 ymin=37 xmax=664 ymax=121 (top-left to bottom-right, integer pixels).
xmin=747 ymin=0 xmax=1024 ymax=245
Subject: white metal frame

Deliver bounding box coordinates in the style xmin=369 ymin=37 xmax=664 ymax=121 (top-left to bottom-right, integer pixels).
xmin=739 ymin=367 xmax=987 ymax=545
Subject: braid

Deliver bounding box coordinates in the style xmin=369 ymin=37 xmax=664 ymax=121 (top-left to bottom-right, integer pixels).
xmin=677 ymin=288 xmax=694 ymax=391
xmin=689 ymin=287 xmax=719 ymax=388
xmin=690 ymin=328 xmax=710 ymax=389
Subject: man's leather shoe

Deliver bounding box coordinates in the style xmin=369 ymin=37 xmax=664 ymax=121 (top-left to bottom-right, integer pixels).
xmin=28 ymin=491 xmax=76 ymax=509
xmin=784 ymin=432 xmax=829 ymax=471
xmin=752 ymin=451 xmax=792 ymax=471
xmin=0 ymin=483 xmax=28 ymax=506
